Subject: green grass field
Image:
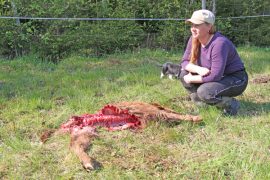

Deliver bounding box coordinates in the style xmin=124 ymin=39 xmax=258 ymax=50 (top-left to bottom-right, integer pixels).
xmin=0 ymin=47 xmax=270 ymax=179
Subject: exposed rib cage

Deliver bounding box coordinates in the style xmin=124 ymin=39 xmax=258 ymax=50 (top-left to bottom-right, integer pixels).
xmin=60 ymin=104 xmax=142 ymax=133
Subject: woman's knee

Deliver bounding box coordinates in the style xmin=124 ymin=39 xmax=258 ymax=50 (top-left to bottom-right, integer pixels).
xmin=197 ymin=83 xmax=219 ymax=104
xmin=197 ymin=85 xmax=209 ymax=101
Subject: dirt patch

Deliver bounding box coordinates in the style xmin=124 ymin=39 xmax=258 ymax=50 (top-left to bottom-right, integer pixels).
xmin=54 ymin=96 xmax=66 ymax=106
xmin=108 ymin=58 xmax=122 ymax=65
xmin=251 ymin=74 xmax=270 ymax=84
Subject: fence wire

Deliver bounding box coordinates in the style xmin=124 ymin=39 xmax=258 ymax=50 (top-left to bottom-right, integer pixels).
xmin=0 ymin=13 xmax=269 ymax=60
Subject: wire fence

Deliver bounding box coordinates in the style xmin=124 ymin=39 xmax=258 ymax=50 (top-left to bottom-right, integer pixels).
xmin=1 ymin=14 xmax=269 ymax=21
xmin=0 ymin=10 xmax=269 ymax=60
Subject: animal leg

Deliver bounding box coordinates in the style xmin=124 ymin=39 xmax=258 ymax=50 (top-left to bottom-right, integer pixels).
xmin=159 ymin=112 xmax=202 ymax=122
xmin=150 ymin=103 xmax=202 ymax=122
xmin=70 ymin=127 xmax=100 ymax=171
xmin=160 ymin=72 xmax=165 ymax=78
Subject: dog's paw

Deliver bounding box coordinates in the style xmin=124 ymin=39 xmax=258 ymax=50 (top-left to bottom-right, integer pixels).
xmin=160 ymin=73 xmax=165 ymax=78
xmin=168 ymin=74 xmax=174 ymax=80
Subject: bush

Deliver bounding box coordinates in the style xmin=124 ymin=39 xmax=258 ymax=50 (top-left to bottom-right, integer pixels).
xmin=0 ymin=0 xmax=268 ymax=61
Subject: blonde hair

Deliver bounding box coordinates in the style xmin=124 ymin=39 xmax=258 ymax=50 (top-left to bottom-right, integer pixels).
xmin=190 ymin=24 xmax=216 ymax=64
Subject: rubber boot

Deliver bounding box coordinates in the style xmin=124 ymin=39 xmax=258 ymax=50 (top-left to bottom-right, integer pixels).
xmin=216 ymin=97 xmax=240 ymax=116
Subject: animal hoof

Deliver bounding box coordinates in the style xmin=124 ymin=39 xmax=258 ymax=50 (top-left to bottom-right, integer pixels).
xmin=83 ymin=163 xmax=95 ymax=172
xmin=193 ymin=116 xmax=203 ymax=122
xmin=83 ymin=160 xmax=102 ymax=172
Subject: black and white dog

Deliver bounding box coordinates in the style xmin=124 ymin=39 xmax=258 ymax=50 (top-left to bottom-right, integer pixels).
xmin=160 ymin=62 xmax=181 ymax=80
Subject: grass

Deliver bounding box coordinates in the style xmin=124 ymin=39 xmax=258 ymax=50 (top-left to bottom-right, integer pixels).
xmin=0 ymin=47 xmax=270 ymax=179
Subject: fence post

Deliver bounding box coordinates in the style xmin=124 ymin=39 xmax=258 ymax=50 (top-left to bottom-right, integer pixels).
xmin=11 ymin=0 xmax=21 ymax=57
xmin=212 ymin=0 xmax=216 ymax=14
xmin=202 ymin=0 xmax=206 ymax=9
xmin=11 ymin=1 xmax=20 ymax=25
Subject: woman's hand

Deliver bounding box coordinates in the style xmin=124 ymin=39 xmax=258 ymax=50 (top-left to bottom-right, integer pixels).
xmin=183 ymin=73 xmax=193 ymax=84
xmin=184 ymin=73 xmax=203 ymax=84
xmin=197 ymin=67 xmax=210 ymax=76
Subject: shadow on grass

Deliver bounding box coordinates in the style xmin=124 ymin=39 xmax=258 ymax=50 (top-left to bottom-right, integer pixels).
xmin=239 ymin=100 xmax=270 ymax=117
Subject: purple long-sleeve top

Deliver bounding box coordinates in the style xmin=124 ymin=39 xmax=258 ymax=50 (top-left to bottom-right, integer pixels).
xmin=181 ymin=32 xmax=245 ymax=83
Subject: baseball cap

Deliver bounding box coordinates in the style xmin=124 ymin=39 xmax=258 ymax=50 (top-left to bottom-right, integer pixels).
xmin=186 ymin=9 xmax=215 ymax=25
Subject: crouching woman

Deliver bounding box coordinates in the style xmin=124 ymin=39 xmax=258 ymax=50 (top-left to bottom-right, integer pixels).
xmin=179 ymin=9 xmax=248 ymax=115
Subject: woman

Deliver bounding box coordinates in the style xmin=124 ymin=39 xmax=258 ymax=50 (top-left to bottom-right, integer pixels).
xmin=179 ymin=9 xmax=248 ymax=115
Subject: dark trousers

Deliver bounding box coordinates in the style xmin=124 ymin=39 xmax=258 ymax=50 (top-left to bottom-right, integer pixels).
xmin=179 ymin=70 xmax=248 ymax=104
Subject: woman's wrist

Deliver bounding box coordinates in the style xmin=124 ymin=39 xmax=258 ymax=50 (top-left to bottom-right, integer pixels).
xmin=190 ymin=75 xmax=203 ymax=83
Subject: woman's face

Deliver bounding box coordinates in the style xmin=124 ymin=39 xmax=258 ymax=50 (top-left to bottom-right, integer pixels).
xmin=190 ymin=23 xmax=212 ymax=40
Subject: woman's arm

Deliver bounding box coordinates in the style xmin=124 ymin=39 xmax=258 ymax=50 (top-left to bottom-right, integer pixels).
xmin=180 ymin=37 xmax=192 ymax=69
xmin=185 ymin=63 xmax=210 ymax=76
xmin=183 ymin=73 xmax=203 ymax=84
xmin=201 ymin=41 xmax=228 ymax=83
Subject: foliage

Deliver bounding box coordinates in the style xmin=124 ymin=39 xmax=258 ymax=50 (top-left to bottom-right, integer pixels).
xmin=0 ymin=0 xmax=269 ymax=60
